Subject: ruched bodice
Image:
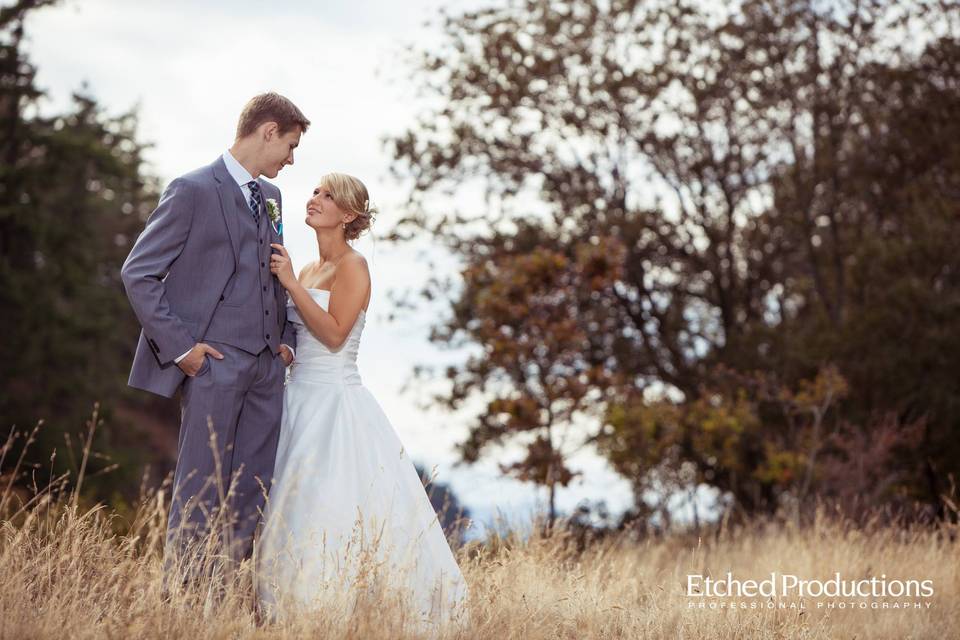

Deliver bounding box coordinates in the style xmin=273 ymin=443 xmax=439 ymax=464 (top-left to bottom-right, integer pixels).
xmin=286 ymin=289 xmax=365 ymax=386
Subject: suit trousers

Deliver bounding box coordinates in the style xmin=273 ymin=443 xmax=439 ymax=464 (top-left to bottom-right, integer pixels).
xmin=163 ymin=340 xmax=284 ymax=583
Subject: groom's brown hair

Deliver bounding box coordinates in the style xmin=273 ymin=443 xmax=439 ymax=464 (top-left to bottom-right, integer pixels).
xmin=236 ymin=92 xmax=310 ymax=139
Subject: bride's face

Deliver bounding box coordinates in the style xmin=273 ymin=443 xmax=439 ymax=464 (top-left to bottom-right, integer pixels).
xmin=305 ymin=184 xmax=355 ymax=232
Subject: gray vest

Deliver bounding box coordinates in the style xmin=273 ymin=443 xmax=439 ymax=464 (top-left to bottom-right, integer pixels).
xmin=204 ymin=189 xmax=281 ymax=355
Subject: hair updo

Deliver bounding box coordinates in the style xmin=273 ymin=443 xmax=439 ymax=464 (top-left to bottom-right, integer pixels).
xmin=320 ymin=173 xmax=377 ymax=241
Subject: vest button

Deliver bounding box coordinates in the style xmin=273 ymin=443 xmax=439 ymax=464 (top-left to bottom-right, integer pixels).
xmin=219 ymin=295 xmax=224 ymax=301
xmin=265 ymin=310 xmax=270 ymax=316
xmin=263 ymin=286 xmax=267 ymax=291
xmin=261 ymin=261 xmax=266 ymax=267
xmin=266 ymin=334 xmax=271 ymax=340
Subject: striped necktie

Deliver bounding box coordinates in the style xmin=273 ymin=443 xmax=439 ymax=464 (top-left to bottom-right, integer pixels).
xmin=246 ymin=180 xmax=261 ymax=223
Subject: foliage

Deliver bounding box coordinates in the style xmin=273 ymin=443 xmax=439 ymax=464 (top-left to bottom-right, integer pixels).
xmin=415 ymin=461 xmax=472 ymax=540
xmin=388 ymin=0 xmax=960 ymax=520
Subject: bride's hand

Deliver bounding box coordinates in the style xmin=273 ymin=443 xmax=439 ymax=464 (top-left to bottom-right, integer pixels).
xmin=269 ymin=243 xmax=297 ymax=289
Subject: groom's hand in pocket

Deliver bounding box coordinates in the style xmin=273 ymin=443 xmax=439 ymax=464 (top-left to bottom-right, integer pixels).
xmin=277 ymin=344 xmax=294 ymax=366
xmin=177 ymin=342 xmax=224 ymax=377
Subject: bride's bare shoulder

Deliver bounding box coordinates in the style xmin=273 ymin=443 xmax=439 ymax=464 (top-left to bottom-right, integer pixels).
xmin=341 ymin=250 xmax=368 ymax=269
xmin=338 ymin=251 xmax=369 ymax=278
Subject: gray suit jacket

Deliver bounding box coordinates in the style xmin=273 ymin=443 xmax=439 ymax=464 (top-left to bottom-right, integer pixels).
xmin=121 ymin=157 xmax=296 ymax=398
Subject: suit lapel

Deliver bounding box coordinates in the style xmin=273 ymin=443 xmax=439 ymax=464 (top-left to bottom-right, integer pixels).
xmin=212 ymin=157 xmax=241 ymax=270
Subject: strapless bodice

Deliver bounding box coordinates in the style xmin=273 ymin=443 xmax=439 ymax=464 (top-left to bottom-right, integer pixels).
xmin=287 ymin=289 xmax=365 ymax=386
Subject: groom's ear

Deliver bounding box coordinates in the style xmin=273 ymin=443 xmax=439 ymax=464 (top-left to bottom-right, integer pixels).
xmin=260 ymin=121 xmax=280 ymax=141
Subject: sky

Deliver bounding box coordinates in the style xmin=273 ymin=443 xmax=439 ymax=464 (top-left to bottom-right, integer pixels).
xmin=19 ymin=0 xmax=638 ymax=534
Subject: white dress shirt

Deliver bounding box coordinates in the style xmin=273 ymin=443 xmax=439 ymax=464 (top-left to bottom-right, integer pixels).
xmin=174 ymin=150 xmax=294 ymax=364
xmin=222 ymin=148 xmax=257 ymax=212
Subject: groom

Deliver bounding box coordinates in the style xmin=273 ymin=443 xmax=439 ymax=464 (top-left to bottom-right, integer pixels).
xmin=121 ymin=93 xmax=309 ymax=577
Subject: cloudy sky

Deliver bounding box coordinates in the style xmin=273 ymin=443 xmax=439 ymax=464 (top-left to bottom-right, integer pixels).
xmin=20 ymin=0 xmax=636 ymax=533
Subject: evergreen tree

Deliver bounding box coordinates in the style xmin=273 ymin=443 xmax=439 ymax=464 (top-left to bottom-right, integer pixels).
xmin=0 ymin=1 xmax=162 ymax=502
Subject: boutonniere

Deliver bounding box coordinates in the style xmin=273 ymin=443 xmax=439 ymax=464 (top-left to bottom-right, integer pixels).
xmin=265 ymin=198 xmax=282 ymax=235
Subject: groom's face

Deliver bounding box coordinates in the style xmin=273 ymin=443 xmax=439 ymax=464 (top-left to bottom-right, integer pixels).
xmin=260 ymin=125 xmax=303 ymax=179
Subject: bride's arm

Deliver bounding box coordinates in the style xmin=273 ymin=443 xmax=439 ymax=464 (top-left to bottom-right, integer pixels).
xmin=270 ymin=244 xmax=369 ymax=349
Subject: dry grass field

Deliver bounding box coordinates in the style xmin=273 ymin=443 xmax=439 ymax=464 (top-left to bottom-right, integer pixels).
xmin=0 ymin=418 xmax=957 ymax=639
xmin=1 ymin=479 xmax=958 ymax=640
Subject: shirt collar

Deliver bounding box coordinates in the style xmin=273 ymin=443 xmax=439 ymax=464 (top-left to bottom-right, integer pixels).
xmin=222 ymin=149 xmax=255 ymax=187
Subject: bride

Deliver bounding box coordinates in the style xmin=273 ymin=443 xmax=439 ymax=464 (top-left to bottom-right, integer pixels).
xmin=257 ymin=173 xmax=469 ymax=629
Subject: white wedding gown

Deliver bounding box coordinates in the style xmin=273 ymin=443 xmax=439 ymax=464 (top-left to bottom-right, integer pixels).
xmin=255 ymin=289 xmax=469 ymax=629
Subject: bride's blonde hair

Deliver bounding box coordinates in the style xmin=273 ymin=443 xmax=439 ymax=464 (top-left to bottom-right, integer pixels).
xmin=320 ymin=173 xmax=377 ymax=241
